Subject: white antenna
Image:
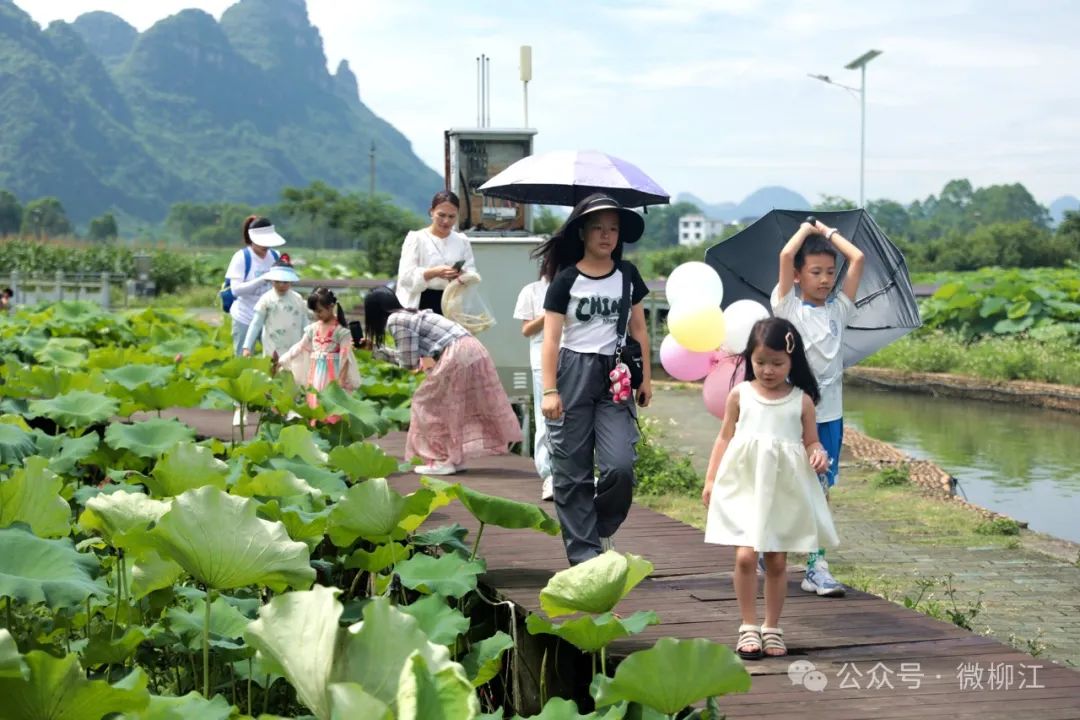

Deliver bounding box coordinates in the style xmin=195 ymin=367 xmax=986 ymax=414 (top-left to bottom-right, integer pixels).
xmin=485 ymin=55 xmax=491 ymax=127
xmin=476 ymin=56 xmax=482 ymax=127
xmin=520 ymin=45 xmax=532 ymax=127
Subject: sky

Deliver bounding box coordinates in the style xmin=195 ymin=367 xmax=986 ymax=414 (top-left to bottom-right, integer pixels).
xmin=20 ymin=0 xmax=1080 ymax=208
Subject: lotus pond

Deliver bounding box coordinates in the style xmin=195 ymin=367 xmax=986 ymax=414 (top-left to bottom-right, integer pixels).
xmin=0 ymin=301 xmax=749 ymax=719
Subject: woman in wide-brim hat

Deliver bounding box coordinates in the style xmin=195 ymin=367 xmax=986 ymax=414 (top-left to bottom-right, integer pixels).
xmin=241 ymin=259 xmax=308 ymax=360
xmin=531 ymin=193 xmax=652 ymax=566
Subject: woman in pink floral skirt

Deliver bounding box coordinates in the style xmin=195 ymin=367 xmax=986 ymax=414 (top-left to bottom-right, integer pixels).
xmin=364 ymin=286 xmax=521 ymax=475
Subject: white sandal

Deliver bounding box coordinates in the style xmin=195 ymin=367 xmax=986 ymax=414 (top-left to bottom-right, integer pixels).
xmin=761 ymin=626 xmax=787 ymax=657
xmin=736 ymin=624 xmax=763 ymax=660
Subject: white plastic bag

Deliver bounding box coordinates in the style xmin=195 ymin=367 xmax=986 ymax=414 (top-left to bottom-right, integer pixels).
xmin=442 ymin=273 xmax=496 ymax=334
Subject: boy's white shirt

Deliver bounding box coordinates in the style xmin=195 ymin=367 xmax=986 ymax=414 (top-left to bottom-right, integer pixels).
xmin=771 ymin=284 xmax=855 ymax=423
xmin=513 ymin=279 xmax=549 ymax=370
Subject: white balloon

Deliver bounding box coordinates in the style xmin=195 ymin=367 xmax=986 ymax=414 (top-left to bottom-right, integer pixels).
xmin=665 ymin=262 xmax=724 ymax=311
xmin=721 ymin=300 xmax=771 ymax=354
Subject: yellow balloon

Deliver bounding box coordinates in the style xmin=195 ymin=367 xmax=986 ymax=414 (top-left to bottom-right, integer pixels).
xmin=667 ymin=305 xmax=726 ymax=352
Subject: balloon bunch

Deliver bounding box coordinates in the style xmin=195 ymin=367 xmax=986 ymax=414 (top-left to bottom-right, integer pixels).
xmin=609 ymin=362 xmax=632 ymax=404
xmin=660 ymin=262 xmax=772 ymax=419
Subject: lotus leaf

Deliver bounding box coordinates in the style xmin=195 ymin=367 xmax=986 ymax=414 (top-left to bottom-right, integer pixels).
xmin=245 ymin=585 xmax=343 ymax=720
xmin=79 ymin=491 xmax=170 ymax=552
xmin=208 ymin=368 xmax=274 ymax=407
xmin=258 ymin=500 xmax=332 ymax=549
xmin=232 ymin=469 xmax=321 ymax=500
xmin=327 ymin=478 xmax=407 ymax=546
xmin=319 ymin=384 xmax=388 ymax=438
xmin=395 ymin=650 xmax=480 ymax=720
xmin=422 ymin=477 xmax=559 ymax=535
xmin=328 ymin=683 xmax=392 ymax=720
xmin=268 ymin=458 xmax=347 ymax=501
xmin=328 ymin=442 xmax=399 ymax=481
xmin=336 ymin=597 xmax=468 ymax=709
xmin=104 ymin=364 xmax=175 ymax=391
xmin=278 ymin=425 xmax=329 ymax=466
xmin=525 ymin=611 xmax=658 ymax=653
xmin=0 ymin=652 xmax=149 ymax=719
xmin=36 ymin=431 xmax=99 ymax=475
xmin=0 ymin=526 xmax=107 ymax=609
xmin=461 ymin=631 xmax=514 ymax=687
xmin=105 ymin=419 xmax=196 ymax=459
xmin=147 ymin=442 xmax=228 ymax=497
xmin=397 ymin=487 xmax=454 ymax=535
xmin=167 ymin=596 xmax=251 ymax=651
xmin=411 ymin=524 xmax=472 ymax=557
xmin=35 ymin=340 xmax=88 ymax=368
xmin=0 ymin=629 xmax=27 ymax=679
xmin=0 ymin=424 xmax=37 ymax=466
xmin=591 ymin=637 xmax=751 ymax=713
xmin=0 ymin=456 xmax=71 ymax=537
xmin=540 ymin=552 xmax=653 ymax=618
xmin=398 ymin=594 xmax=469 ymax=646
xmin=132 ymin=691 xmax=234 ymax=720
xmin=150 ymin=486 xmax=315 ymax=592
xmin=129 ymin=552 xmax=185 ymax=600
xmin=512 ymin=698 xmax=627 ymax=720
xmin=344 ymin=541 xmax=410 ymax=574
xmin=81 ymin=626 xmax=149 ymax=667
xmin=29 ymin=391 xmax=119 ymax=430
xmin=394 ymin=553 xmax=485 ymax=599
xmin=122 ymin=379 xmax=200 ymax=415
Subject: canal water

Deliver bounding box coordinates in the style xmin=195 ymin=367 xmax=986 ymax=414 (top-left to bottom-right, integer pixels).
xmin=643 ymin=384 xmax=1080 ymax=544
xmin=844 ymin=385 xmax=1080 ymax=544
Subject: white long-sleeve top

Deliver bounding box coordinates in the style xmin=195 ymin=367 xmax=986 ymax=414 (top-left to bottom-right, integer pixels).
xmin=225 ymin=247 xmax=280 ymax=325
xmin=395 ymin=228 xmax=479 ymax=309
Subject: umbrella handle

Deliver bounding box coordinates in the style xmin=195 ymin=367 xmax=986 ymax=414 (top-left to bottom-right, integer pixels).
xmin=805 ymin=215 xmax=818 ymax=226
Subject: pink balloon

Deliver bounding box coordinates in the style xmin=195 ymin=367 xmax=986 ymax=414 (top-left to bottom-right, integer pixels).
xmin=660 ymin=334 xmax=716 ymax=382
xmin=702 ymin=354 xmax=743 ymax=419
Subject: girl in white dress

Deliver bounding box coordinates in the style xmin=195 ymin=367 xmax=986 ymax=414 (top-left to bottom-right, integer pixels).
xmin=702 ymin=317 xmax=839 ymax=660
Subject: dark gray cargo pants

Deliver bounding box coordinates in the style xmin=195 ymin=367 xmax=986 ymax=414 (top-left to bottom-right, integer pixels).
xmin=546 ymin=348 xmax=639 ymax=565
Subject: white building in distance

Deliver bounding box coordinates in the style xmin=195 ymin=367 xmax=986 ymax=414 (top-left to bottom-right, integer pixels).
xmin=678 ymin=214 xmax=730 ymax=246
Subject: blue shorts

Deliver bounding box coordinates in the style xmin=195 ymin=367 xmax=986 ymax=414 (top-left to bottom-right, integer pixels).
xmin=817 ymin=418 xmax=844 ymax=487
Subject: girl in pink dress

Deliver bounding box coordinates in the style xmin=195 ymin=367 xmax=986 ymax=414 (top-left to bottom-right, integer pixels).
xmin=278 ymin=288 xmax=361 ymax=417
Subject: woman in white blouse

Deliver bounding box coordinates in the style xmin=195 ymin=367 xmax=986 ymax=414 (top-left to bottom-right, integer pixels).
xmin=395 ymin=190 xmax=480 ymax=312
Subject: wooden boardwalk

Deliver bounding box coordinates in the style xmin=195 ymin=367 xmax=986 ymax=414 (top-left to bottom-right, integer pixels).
xmin=176 ymin=410 xmax=1080 ymax=718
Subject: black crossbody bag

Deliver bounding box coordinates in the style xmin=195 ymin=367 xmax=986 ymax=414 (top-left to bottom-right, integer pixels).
xmin=614 ymin=261 xmax=644 ymax=390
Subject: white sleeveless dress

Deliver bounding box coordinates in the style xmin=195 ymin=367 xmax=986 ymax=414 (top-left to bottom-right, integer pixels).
xmin=704 ymin=382 xmax=839 ymax=552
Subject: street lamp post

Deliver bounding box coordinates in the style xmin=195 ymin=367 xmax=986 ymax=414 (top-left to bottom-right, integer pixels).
xmin=808 ymin=49 xmax=882 ymax=208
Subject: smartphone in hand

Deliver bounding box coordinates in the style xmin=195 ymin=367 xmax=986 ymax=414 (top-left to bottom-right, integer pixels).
xmin=451 ymin=260 xmax=465 ymax=272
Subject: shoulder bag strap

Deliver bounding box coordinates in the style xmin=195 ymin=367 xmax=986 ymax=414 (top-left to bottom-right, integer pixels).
xmin=615 ymin=261 xmax=632 ymax=358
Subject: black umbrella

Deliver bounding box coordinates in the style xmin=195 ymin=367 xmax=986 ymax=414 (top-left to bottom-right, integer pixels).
xmin=704 ymin=209 xmax=922 ymax=367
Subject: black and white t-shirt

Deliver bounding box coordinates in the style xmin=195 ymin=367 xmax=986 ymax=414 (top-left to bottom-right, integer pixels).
xmin=544 ymin=262 xmax=649 ymax=355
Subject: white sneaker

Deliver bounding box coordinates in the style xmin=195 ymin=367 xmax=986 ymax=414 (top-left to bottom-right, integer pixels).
xmin=541 ymin=476 xmax=554 ymax=501
xmin=600 ymin=535 xmax=616 ymax=552
xmin=414 ymin=462 xmax=458 ymax=476
xmin=232 ymin=409 xmax=243 ymax=426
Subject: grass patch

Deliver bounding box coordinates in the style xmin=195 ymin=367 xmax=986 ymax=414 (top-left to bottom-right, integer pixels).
xmin=975 ymin=517 xmax=1022 ymax=536
xmin=863 ymin=331 xmax=1080 ymax=386
xmin=635 ymin=493 xmax=706 ymax=531
xmin=871 ymin=465 xmax=910 ymax=487
xmin=634 ymin=417 xmax=702 ymax=497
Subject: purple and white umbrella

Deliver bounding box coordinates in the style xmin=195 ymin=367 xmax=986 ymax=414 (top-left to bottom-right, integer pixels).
xmin=478 ymin=149 xmax=670 ymax=208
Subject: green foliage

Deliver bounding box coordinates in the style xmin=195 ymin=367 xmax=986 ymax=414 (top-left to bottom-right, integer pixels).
xmin=0 ymin=295 xmax=735 ymax=717
xmin=864 ymin=331 xmax=1080 ymax=385
xmin=872 ymin=465 xmax=911 ymax=487
xmin=814 ymin=194 xmax=857 ymax=211
xmin=20 ymin=197 xmax=72 ymax=238
xmin=633 ymin=419 xmax=701 ymax=496
xmin=87 ymin=213 xmax=118 ymax=242
xmin=0 ymin=190 xmax=22 ymax=235
xmin=975 ymin=517 xmax=1022 ymax=536
xmin=919 ymin=267 xmax=1080 ymax=340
